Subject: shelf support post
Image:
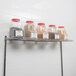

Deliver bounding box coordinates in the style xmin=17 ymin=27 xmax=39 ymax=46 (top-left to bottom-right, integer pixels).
xmin=3 ymin=36 xmax=7 ymax=76
xmin=60 ymin=41 xmax=63 ymax=76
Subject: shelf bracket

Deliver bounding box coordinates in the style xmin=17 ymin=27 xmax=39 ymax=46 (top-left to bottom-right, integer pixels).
xmin=3 ymin=36 xmax=64 ymax=76
xmin=3 ymin=36 xmax=7 ymax=76
xmin=60 ymin=41 xmax=63 ymax=76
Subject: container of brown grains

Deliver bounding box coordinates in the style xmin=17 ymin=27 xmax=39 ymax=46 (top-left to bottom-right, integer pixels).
xmin=37 ymin=23 xmax=46 ymax=39
xmin=48 ymin=25 xmax=56 ymax=39
xmin=24 ymin=21 xmax=35 ymax=39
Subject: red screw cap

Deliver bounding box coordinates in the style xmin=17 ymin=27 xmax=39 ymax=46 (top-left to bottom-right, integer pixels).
xmin=12 ymin=18 xmax=20 ymax=22
xmin=58 ymin=26 xmax=64 ymax=28
xmin=26 ymin=21 xmax=34 ymax=23
xmin=38 ymin=23 xmax=45 ymax=26
xmin=49 ymin=25 xmax=55 ymax=27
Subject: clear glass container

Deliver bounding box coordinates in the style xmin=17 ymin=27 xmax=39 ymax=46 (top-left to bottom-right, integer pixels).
xmin=24 ymin=21 xmax=36 ymax=39
xmin=58 ymin=26 xmax=67 ymax=40
xmin=9 ymin=18 xmax=23 ymax=38
xmin=37 ymin=23 xmax=48 ymax=39
xmin=48 ymin=25 xmax=56 ymax=39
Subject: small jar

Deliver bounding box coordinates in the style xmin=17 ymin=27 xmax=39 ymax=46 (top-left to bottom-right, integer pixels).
xmin=9 ymin=18 xmax=23 ymax=38
xmin=24 ymin=21 xmax=35 ymax=39
xmin=58 ymin=26 xmax=67 ymax=40
xmin=48 ymin=25 xmax=56 ymax=39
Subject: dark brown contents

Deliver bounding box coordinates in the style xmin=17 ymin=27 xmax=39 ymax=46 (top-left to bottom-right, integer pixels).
xmin=38 ymin=34 xmax=43 ymax=39
xmin=9 ymin=27 xmax=23 ymax=38
xmin=49 ymin=32 xmax=55 ymax=39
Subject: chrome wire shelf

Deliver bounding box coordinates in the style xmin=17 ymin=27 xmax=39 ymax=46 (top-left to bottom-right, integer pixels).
xmin=6 ymin=37 xmax=72 ymax=42
xmin=3 ymin=36 xmax=72 ymax=76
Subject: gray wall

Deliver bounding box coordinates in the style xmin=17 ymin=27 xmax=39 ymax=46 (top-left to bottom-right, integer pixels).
xmin=0 ymin=0 xmax=76 ymax=76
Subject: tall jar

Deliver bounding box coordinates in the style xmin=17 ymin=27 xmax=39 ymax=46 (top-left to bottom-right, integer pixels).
xmin=58 ymin=26 xmax=67 ymax=40
xmin=24 ymin=21 xmax=35 ymax=39
xmin=9 ymin=18 xmax=23 ymax=38
xmin=48 ymin=25 xmax=56 ymax=39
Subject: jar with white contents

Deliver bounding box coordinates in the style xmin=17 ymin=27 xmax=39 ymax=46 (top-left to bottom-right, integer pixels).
xmin=48 ymin=25 xmax=56 ymax=39
xmin=9 ymin=18 xmax=23 ymax=38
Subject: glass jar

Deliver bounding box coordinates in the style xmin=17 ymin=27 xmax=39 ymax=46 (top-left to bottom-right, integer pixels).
xmin=24 ymin=21 xmax=36 ymax=39
xmin=58 ymin=26 xmax=67 ymax=40
xmin=9 ymin=18 xmax=23 ymax=38
xmin=48 ymin=25 xmax=56 ymax=39
xmin=37 ymin=23 xmax=48 ymax=39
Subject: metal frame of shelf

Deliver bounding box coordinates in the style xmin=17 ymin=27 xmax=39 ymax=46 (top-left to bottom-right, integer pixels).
xmin=3 ymin=36 xmax=72 ymax=76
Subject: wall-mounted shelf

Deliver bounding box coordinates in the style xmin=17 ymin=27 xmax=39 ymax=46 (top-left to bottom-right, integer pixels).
xmin=6 ymin=37 xmax=72 ymax=42
xmin=3 ymin=36 xmax=72 ymax=76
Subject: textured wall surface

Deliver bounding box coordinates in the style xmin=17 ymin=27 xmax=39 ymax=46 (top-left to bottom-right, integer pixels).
xmin=0 ymin=0 xmax=76 ymax=76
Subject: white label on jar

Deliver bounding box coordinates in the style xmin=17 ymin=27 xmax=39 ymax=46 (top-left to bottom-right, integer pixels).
xmin=15 ymin=30 xmax=23 ymax=37
xmin=43 ymin=33 xmax=49 ymax=39
xmin=31 ymin=32 xmax=37 ymax=38
xmin=55 ymin=34 xmax=59 ymax=39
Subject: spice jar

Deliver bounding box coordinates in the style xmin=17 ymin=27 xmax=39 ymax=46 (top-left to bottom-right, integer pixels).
xmin=58 ymin=26 xmax=67 ymax=40
xmin=9 ymin=18 xmax=23 ymax=38
xmin=37 ymin=23 xmax=48 ymax=39
xmin=48 ymin=25 xmax=56 ymax=39
xmin=24 ymin=21 xmax=36 ymax=39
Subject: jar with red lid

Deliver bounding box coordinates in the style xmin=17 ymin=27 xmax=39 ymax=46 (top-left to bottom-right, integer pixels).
xmin=58 ymin=26 xmax=67 ymax=40
xmin=48 ymin=25 xmax=56 ymax=39
xmin=24 ymin=21 xmax=37 ymax=39
xmin=37 ymin=23 xmax=48 ymax=39
xmin=9 ymin=18 xmax=23 ymax=38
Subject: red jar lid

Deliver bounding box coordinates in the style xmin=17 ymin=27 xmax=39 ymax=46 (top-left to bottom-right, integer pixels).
xmin=49 ymin=25 xmax=55 ymax=27
xmin=26 ymin=21 xmax=34 ymax=23
xmin=58 ymin=26 xmax=64 ymax=28
xmin=38 ymin=23 xmax=45 ymax=26
xmin=12 ymin=18 xmax=20 ymax=22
